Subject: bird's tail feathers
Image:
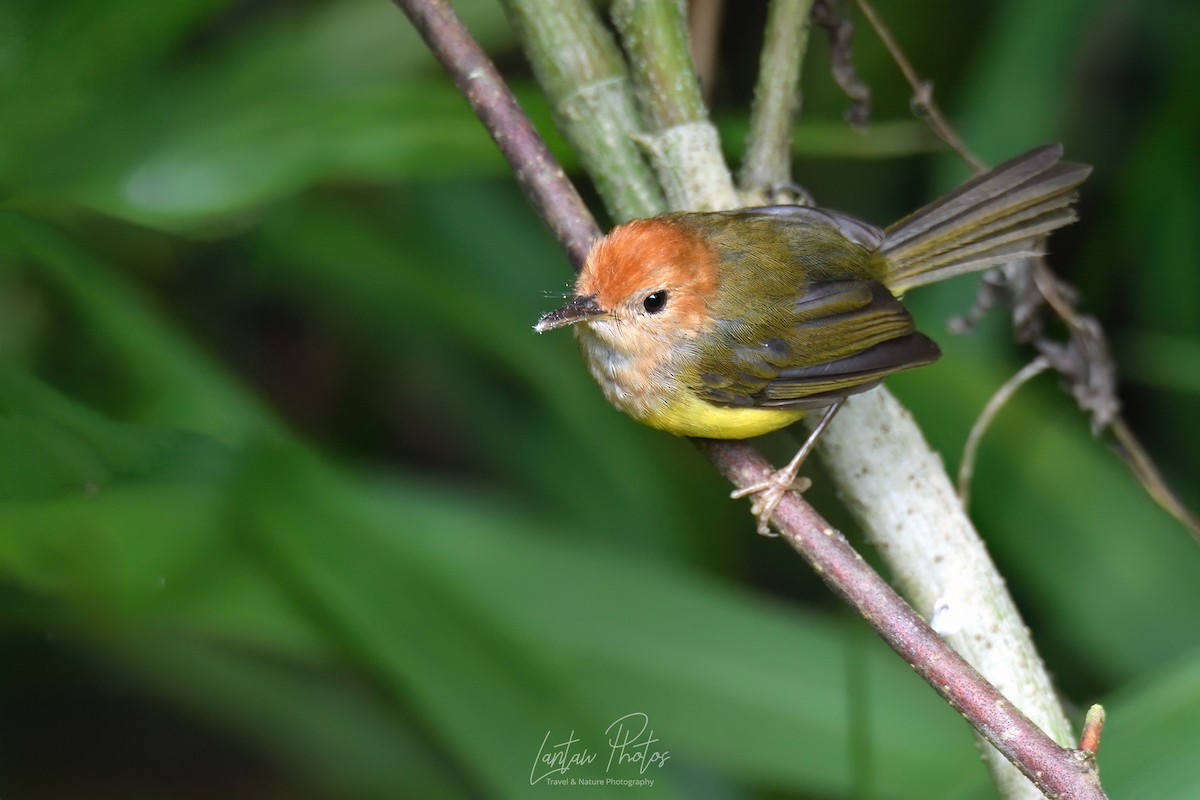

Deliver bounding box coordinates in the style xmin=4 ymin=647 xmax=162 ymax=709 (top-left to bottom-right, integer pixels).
xmin=880 ymin=145 xmax=1091 ymax=294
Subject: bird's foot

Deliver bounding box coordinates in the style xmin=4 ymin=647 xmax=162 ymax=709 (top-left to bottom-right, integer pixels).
xmin=730 ymin=472 xmax=813 ymax=537
xmin=728 ymin=401 xmax=844 ymax=536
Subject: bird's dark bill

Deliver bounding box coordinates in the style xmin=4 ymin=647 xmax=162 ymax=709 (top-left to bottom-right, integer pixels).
xmin=535 ymin=294 xmax=605 ymax=332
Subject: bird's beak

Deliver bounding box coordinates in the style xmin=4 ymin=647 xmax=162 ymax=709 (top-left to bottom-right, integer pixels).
xmin=534 ymin=294 xmax=606 ymax=333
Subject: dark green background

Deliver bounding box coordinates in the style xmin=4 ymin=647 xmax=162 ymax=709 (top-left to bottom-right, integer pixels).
xmin=1 ymin=0 xmax=1198 ymax=797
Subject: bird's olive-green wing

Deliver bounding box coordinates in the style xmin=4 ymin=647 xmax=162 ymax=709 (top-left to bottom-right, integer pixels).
xmin=695 ymin=280 xmax=940 ymax=410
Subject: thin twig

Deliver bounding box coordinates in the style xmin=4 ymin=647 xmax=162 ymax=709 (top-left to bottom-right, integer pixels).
xmin=1029 ymin=261 xmax=1119 ymax=433
xmin=958 ymin=356 xmax=1051 ymax=508
xmin=1110 ymin=418 xmax=1200 ymax=542
xmin=856 ymin=0 xmax=1198 ymax=540
xmin=394 ymin=2 xmax=1108 ymax=797
xmin=1031 ymin=262 xmax=1200 ymax=542
xmin=740 ymin=0 xmax=816 ymax=193
xmin=811 ymin=0 xmax=871 ymax=129
xmin=853 ymin=0 xmax=984 ymax=170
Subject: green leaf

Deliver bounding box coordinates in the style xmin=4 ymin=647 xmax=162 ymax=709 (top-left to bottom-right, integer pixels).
xmin=945 ymin=0 xmax=1098 ymax=162
xmin=1099 ymin=650 xmax=1200 ymax=799
xmin=0 ymin=213 xmax=278 ymax=439
xmin=1 ymin=0 xmax=543 ymax=230
xmin=0 ymin=367 xmax=233 ymax=501
xmin=231 ymin=440 xmax=983 ymax=798
xmin=120 ymin=634 xmax=469 ymax=799
xmin=250 ymin=188 xmax=726 ymax=556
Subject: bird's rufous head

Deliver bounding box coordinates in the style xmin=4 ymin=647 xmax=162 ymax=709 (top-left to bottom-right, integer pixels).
xmin=534 ymin=217 xmax=718 ymax=339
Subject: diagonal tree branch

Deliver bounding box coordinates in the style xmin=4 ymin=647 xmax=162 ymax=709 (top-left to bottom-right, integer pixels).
xmin=698 ymin=439 xmax=1106 ymax=800
xmin=853 ymin=0 xmax=983 ymax=169
xmin=394 ymin=1 xmax=1108 ymax=798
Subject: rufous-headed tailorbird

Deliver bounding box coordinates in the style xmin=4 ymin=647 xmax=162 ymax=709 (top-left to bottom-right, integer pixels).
xmin=536 ymin=145 xmax=1091 ymax=534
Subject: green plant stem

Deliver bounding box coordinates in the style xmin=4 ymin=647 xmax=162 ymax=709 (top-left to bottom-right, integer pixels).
xmin=501 ymin=0 xmax=665 ymax=222
xmin=611 ymin=0 xmax=705 ymax=129
xmin=610 ymin=0 xmax=737 ymax=211
xmin=740 ymin=0 xmax=815 ymax=195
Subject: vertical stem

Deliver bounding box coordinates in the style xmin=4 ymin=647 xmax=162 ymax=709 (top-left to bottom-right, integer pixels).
xmin=502 ymin=0 xmax=665 ymax=221
xmin=740 ymin=0 xmax=815 ymax=194
xmin=610 ymin=0 xmax=738 ymax=211
xmin=612 ymin=0 xmax=707 ymax=129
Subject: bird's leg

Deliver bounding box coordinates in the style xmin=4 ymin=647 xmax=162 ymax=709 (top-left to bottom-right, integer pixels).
xmin=730 ymin=400 xmax=844 ymax=536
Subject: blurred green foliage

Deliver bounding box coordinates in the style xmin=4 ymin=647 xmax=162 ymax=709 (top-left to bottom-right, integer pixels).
xmin=1 ymin=0 xmax=1198 ymax=797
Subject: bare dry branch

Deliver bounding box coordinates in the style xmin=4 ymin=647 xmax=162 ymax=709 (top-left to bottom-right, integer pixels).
xmin=854 ymin=0 xmax=1199 ymax=541
xmin=958 ymin=356 xmax=1051 ymax=508
xmin=853 ymin=0 xmax=983 ymax=169
xmin=812 ymin=0 xmax=871 ymax=128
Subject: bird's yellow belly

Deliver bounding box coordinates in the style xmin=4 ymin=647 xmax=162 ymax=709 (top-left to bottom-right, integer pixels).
xmin=639 ymin=392 xmax=805 ymax=439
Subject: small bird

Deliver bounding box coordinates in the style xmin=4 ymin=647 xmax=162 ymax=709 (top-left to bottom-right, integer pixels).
xmin=536 ymin=145 xmax=1091 ymax=534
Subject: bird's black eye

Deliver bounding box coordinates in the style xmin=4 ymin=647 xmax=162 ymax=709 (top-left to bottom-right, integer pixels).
xmin=642 ymin=290 xmax=668 ymax=314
